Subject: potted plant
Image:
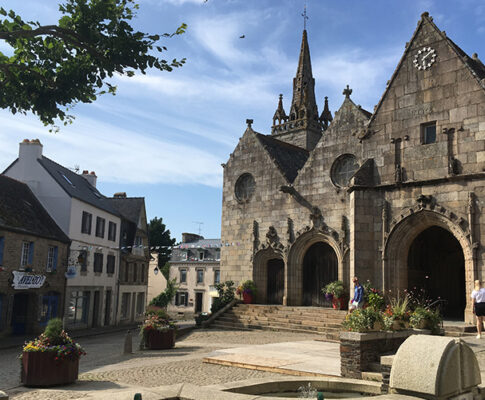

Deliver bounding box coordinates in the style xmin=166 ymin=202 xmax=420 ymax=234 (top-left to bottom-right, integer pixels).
xmin=389 ymin=295 xmax=410 ymax=330
xmin=342 ymin=308 xmax=382 ymax=332
xmin=410 ymin=306 xmax=442 ymax=333
xmin=322 ymin=280 xmax=347 ymax=310
xmin=236 ymin=280 xmax=257 ymax=304
xmin=21 ymin=318 xmax=86 ymax=387
xmin=140 ymin=309 xmax=176 ymax=350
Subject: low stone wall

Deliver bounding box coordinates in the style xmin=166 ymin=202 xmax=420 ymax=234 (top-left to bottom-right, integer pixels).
xmin=340 ymin=330 xmax=430 ymax=379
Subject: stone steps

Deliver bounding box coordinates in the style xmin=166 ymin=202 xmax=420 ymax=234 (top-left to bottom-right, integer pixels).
xmin=209 ymin=303 xmax=346 ymax=340
xmin=443 ymin=323 xmax=476 ymax=337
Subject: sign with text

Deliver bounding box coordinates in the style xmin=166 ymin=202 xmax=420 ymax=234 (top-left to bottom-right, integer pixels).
xmin=12 ymin=271 xmax=46 ymax=290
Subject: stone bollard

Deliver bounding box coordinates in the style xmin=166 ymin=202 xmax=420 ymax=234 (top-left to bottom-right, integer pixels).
xmin=0 ymin=390 xmax=8 ymax=400
xmin=134 ymin=394 xmax=142 ymax=400
xmin=124 ymin=330 xmax=133 ymax=354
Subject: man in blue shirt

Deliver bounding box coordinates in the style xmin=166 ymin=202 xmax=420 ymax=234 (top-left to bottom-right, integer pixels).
xmin=349 ymin=276 xmax=364 ymax=312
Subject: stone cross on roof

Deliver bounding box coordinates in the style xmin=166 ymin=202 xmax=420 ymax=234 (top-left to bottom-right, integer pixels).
xmin=343 ymin=85 xmax=352 ymax=98
xmin=301 ymin=4 xmax=308 ymax=30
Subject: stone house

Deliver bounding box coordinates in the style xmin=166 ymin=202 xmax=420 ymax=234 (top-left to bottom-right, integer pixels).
xmin=0 ymin=175 xmax=70 ymax=336
xmin=108 ymin=193 xmax=150 ymax=324
xmin=221 ymin=12 xmax=485 ymax=323
xmin=169 ymin=233 xmax=220 ymax=315
xmin=3 ymin=140 xmax=122 ymax=330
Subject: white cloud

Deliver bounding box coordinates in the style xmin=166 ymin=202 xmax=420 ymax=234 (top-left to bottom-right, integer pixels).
xmin=0 ymin=112 xmax=223 ymax=187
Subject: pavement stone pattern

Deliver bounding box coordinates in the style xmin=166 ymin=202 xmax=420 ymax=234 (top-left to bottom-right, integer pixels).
xmin=3 ymin=329 xmax=319 ymax=400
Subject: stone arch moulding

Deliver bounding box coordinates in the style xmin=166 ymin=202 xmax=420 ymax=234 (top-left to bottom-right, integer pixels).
xmin=286 ymin=228 xmax=344 ymax=306
xmin=253 ymin=247 xmax=285 ymax=304
xmin=383 ymin=205 xmax=474 ymax=323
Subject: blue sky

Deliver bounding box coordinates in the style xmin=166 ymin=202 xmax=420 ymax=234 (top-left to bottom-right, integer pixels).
xmin=1 ymin=0 xmax=484 ymax=242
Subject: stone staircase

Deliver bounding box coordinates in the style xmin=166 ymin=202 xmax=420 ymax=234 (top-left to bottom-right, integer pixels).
xmin=442 ymin=322 xmax=476 ymax=337
xmin=209 ymin=303 xmax=347 ymax=341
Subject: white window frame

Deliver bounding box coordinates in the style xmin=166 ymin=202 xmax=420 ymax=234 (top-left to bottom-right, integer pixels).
xmin=20 ymin=242 xmax=30 ymax=267
xmin=46 ymin=246 xmax=55 ymax=272
xmin=196 ymin=269 xmax=204 ymax=284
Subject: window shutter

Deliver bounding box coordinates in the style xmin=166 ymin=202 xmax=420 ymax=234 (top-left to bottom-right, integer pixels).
xmin=0 ymin=237 xmax=4 ymax=265
xmin=184 ymin=293 xmax=188 ymax=307
xmin=28 ymin=242 xmax=35 ymax=264
xmin=53 ymin=247 xmax=58 ymax=271
xmin=175 ymin=293 xmax=179 ymax=306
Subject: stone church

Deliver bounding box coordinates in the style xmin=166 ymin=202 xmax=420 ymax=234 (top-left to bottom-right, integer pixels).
xmin=221 ymin=12 xmax=485 ymax=323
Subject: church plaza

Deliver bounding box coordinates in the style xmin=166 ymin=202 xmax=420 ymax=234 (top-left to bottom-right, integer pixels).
xmin=2 ymin=328 xmax=485 ymax=399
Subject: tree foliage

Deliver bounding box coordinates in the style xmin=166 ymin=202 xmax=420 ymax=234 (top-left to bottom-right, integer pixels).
xmin=0 ymin=0 xmax=186 ymax=127
xmin=148 ymin=216 xmax=176 ymax=268
xmin=149 ymin=278 xmax=178 ymax=309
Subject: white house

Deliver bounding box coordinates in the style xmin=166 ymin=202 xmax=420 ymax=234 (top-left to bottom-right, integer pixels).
xmin=3 ymin=139 xmax=121 ymax=330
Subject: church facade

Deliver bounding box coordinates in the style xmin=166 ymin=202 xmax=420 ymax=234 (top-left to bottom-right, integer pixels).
xmin=220 ymin=12 xmax=485 ymax=323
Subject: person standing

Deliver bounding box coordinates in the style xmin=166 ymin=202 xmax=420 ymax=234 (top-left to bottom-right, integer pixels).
xmin=349 ymin=276 xmax=364 ymax=312
xmin=471 ymin=280 xmax=485 ymax=339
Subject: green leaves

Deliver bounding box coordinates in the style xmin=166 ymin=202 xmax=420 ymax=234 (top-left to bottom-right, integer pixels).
xmin=0 ymin=0 xmax=186 ymax=127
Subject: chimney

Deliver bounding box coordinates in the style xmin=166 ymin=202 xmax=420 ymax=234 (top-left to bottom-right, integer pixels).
xmin=113 ymin=192 xmax=127 ymax=198
xmin=82 ymin=170 xmax=97 ymax=187
xmin=182 ymin=232 xmax=204 ymax=243
xmin=19 ymin=138 xmax=43 ymax=161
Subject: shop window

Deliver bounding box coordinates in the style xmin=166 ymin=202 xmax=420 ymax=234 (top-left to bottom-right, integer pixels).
xmin=136 ymin=293 xmax=145 ymax=316
xmin=46 ymin=246 xmax=58 ymax=272
xmin=40 ymin=292 xmax=59 ymax=325
xmin=67 ymin=291 xmax=90 ymax=324
xmin=121 ymin=293 xmax=131 ymax=319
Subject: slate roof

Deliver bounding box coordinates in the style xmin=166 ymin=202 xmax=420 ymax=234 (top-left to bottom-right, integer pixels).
xmin=37 ymin=156 xmax=119 ymax=216
xmin=0 ymin=175 xmax=70 ymax=243
xmin=177 ymin=238 xmax=221 ymax=248
xmin=255 ymin=133 xmax=309 ymax=183
xmin=107 ymin=197 xmax=145 ymax=225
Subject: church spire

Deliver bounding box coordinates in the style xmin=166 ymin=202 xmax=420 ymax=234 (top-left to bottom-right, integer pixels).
xmin=272 ymin=94 xmax=288 ymax=126
xmin=320 ymin=96 xmax=333 ymax=129
xmin=289 ymin=30 xmax=318 ymax=122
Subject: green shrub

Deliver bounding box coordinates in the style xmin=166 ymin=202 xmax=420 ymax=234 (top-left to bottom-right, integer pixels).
xmin=44 ymin=318 xmax=63 ymax=345
xmin=211 ymin=280 xmax=236 ymax=313
xmin=410 ymin=306 xmax=442 ymax=333
xmin=150 ymin=278 xmax=178 ymax=308
xmin=343 ymin=308 xmax=382 ymax=332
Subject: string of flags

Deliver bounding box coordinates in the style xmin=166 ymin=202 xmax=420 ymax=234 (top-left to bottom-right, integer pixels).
xmin=73 ymin=242 xmax=242 ymax=252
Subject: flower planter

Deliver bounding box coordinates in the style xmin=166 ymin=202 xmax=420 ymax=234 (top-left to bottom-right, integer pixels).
xmin=332 ymin=297 xmax=346 ymax=310
xmin=242 ymin=292 xmax=253 ymax=304
xmin=146 ymin=329 xmax=176 ymax=349
xmin=21 ymin=351 xmax=79 ymax=387
xmin=325 ymin=293 xmax=334 ymax=302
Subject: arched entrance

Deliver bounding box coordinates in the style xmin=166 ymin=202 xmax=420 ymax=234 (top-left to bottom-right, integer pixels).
xmin=384 ymin=209 xmax=473 ymax=322
xmin=302 ymin=242 xmax=338 ymax=306
xmin=267 ymin=259 xmax=284 ymax=304
xmin=407 ymin=226 xmax=465 ymax=319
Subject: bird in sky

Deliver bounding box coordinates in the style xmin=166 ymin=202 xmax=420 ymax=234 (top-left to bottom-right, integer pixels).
xmin=239 ymin=35 xmax=245 ymax=39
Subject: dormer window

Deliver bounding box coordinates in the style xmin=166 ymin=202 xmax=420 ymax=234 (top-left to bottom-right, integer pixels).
xmin=422 ymin=122 xmax=436 ymax=144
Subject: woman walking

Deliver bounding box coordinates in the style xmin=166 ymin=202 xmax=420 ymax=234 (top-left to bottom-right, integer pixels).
xmin=471 ymin=280 xmax=485 ymax=339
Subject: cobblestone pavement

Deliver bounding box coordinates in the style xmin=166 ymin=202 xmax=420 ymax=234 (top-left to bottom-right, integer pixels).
xmin=3 ymin=328 xmax=320 ymax=399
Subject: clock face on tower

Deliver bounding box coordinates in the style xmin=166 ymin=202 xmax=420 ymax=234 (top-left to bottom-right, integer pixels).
xmin=413 ymin=46 xmax=437 ymax=70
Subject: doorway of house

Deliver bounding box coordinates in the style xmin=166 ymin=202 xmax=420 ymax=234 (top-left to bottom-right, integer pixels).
xmin=195 ymin=292 xmax=203 ymax=313
xmin=267 ymin=258 xmax=284 ymax=304
xmin=407 ymin=225 xmax=465 ymax=319
xmin=302 ymin=242 xmax=338 ymax=306
xmin=104 ymin=290 xmax=111 ymax=326
xmin=11 ymin=293 xmax=29 ymax=334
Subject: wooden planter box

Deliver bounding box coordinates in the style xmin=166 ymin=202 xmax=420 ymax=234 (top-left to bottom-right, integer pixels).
xmin=146 ymin=329 xmax=176 ymax=349
xmin=21 ymin=351 xmax=79 ymax=387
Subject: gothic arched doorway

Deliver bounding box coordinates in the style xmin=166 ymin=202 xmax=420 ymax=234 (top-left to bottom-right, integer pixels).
xmin=407 ymin=226 xmax=465 ymax=319
xmin=302 ymin=242 xmax=338 ymax=306
xmin=267 ymin=259 xmax=284 ymax=304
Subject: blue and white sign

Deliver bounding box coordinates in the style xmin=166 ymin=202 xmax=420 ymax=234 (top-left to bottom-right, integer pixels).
xmin=65 ymin=265 xmax=77 ymax=279
xmin=12 ymin=271 xmax=46 ymax=290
